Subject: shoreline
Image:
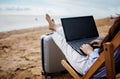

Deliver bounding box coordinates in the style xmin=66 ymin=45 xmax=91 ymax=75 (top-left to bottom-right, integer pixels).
xmin=0 ymin=26 xmax=51 ymax=39
xmin=0 ymin=17 xmax=114 ymax=39
xmin=0 ymin=23 xmax=62 ymax=39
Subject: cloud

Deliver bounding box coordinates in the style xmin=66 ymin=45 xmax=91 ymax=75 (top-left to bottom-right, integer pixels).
xmin=0 ymin=0 xmax=120 ymax=18
xmin=0 ymin=4 xmax=40 ymax=15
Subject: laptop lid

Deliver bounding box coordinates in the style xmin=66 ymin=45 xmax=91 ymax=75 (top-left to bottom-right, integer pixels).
xmin=61 ymin=16 xmax=99 ymax=41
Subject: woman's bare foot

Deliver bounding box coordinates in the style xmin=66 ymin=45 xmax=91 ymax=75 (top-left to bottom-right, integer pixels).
xmin=45 ymin=14 xmax=56 ymax=31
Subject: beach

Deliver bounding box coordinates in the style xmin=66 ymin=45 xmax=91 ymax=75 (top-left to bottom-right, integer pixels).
xmin=0 ymin=15 xmax=61 ymax=32
xmin=0 ymin=17 xmax=114 ymax=79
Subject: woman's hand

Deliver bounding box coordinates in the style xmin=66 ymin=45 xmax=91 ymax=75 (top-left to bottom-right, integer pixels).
xmin=80 ymin=44 xmax=94 ymax=56
xmin=90 ymin=40 xmax=102 ymax=47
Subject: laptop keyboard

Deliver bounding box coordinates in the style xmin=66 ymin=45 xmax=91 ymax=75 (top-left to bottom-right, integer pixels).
xmin=70 ymin=38 xmax=93 ymax=47
xmin=68 ymin=37 xmax=98 ymax=55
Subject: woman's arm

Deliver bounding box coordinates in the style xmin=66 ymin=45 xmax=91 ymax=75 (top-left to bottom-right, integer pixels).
xmin=79 ymin=48 xmax=99 ymax=74
xmin=80 ymin=44 xmax=99 ymax=74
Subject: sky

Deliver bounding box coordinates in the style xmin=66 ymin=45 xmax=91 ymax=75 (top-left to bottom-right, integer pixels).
xmin=0 ymin=0 xmax=120 ymax=19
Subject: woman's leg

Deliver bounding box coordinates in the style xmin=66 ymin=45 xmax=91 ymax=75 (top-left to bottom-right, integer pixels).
xmin=45 ymin=14 xmax=89 ymax=75
xmin=45 ymin=13 xmax=64 ymax=36
xmin=45 ymin=13 xmax=56 ymax=31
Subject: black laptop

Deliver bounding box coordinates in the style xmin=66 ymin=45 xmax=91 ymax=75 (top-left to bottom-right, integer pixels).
xmin=61 ymin=16 xmax=99 ymax=55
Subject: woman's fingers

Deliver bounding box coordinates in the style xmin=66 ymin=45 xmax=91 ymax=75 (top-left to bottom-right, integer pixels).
xmin=80 ymin=44 xmax=94 ymax=55
xmin=90 ymin=40 xmax=102 ymax=47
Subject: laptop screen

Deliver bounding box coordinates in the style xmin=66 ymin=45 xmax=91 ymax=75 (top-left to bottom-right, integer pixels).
xmin=61 ymin=16 xmax=99 ymax=41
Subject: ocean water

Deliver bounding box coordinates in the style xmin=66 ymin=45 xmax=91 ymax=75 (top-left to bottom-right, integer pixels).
xmin=0 ymin=15 xmax=62 ymax=32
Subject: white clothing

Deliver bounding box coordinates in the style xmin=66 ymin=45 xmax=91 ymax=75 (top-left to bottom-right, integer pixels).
xmin=52 ymin=27 xmax=99 ymax=75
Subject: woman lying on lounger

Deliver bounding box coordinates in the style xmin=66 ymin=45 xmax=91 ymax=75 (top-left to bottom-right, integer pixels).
xmin=45 ymin=14 xmax=120 ymax=76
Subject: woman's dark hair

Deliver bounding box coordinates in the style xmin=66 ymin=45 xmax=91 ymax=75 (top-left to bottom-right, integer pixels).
xmin=99 ymin=16 xmax=120 ymax=54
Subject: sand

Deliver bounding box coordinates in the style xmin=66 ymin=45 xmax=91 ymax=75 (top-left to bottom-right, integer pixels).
xmin=0 ymin=17 xmax=114 ymax=79
xmin=0 ymin=27 xmax=52 ymax=79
